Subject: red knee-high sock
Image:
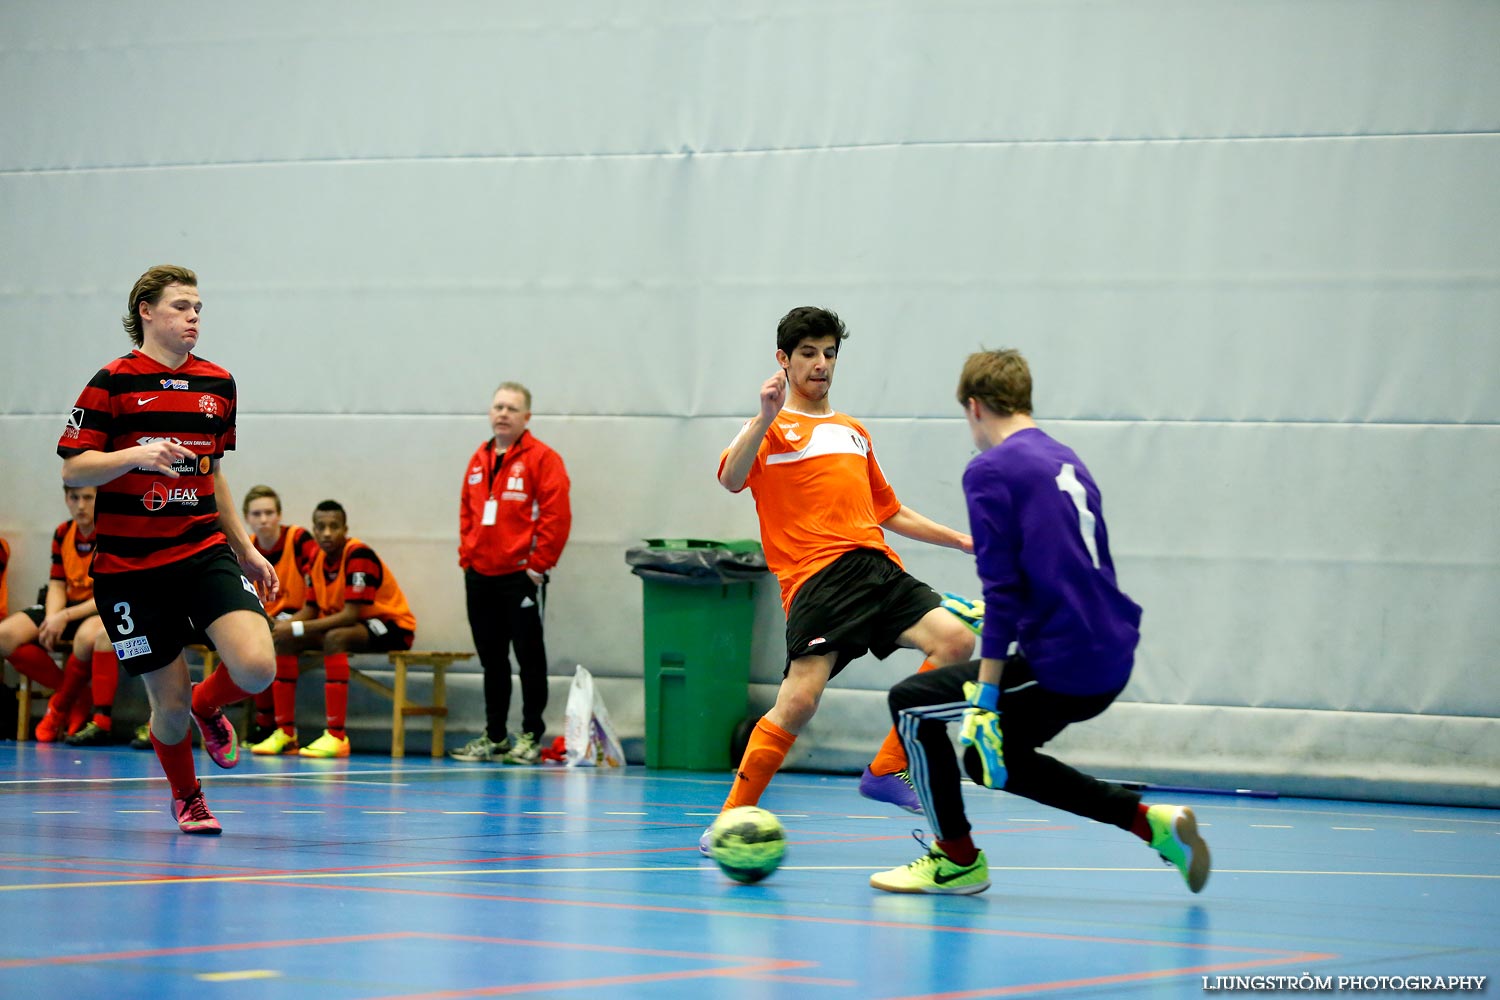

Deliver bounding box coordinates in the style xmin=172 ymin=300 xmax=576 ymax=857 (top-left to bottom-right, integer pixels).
xmin=869 ymin=658 xmax=940 ymax=775
xmin=273 ymin=654 xmax=299 ymax=733
xmin=722 ymin=717 xmax=797 ymax=811
xmin=191 ymin=664 xmax=253 ymax=717
xmin=323 ymin=653 xmax=349 ymax=738
xmin=8 ymin=643 xmax=64 ymax=689
xmin=253 ymin=687 xmax=274 ymax=729
xmin=150 ymin=730 xmax=200 ymax=801
xmin=56 ymin=655 xmax=92 ymax=713
xmin=90 ymin=649 xmax=120 ymax=730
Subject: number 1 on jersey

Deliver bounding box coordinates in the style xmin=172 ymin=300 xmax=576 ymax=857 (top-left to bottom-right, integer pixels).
xmin=1055 ymin=463 xmax=1101 ymax=569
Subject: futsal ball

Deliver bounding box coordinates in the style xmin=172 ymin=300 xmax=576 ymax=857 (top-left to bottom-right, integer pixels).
xmin=709 ymin=806 xmax=787 ymax=884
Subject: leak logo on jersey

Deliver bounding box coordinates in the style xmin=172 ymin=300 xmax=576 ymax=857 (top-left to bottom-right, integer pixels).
xmin=160 ymin=378 xmax=189 ymax=390
xmin=142 ymin=483 xmax=200 ymax=510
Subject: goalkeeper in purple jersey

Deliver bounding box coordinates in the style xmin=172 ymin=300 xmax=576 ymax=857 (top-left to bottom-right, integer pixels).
xmin=869 ymin=349 xmax=1211 ymax=896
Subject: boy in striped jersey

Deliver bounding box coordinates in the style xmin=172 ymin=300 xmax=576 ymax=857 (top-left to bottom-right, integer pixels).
xmin=870 ymin=349 xmax=1209 ymax=895
xmin=58 ymin=265 xmax=277 ymax=834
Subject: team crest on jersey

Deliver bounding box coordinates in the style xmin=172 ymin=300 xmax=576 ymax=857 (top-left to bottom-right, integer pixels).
xmin=198 ymin=394 xmax=219 ymax=416
xmin=351 ymin=572 xmax=367 ymax=589
xmin=160 ymin=378 xmax=189 ymax=390
xmin=778 ymin=423 xmax=802 ymax=441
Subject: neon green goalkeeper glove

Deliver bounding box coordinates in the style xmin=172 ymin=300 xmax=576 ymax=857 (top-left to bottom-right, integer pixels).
xmin=959 ymin=680 xmax=1006 ymax=789
xmin=940 ymin=592 xmax=984 ymax=635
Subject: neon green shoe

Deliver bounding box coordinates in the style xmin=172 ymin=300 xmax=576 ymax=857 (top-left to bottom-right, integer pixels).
xmin=1147 ymin=804 xmax=1211 ymax=893
xmin=870 ymin=839 xmax=989 ymax=895
xmin=297 ymin=730 xmax=351 ymax=758
xmin=251 ymin=728 xmax=299 ymax=756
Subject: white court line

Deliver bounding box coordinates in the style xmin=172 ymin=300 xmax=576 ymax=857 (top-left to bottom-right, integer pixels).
xmin=7 ymin=864 xmax=1498 ymax=894
xmin=1414 ymin=829 xmax=1457 ymax=834
xmin=33 ymin=810 xmax=79 ymax=815
xmin=1332 ymin=826 xmax=1374 ymax=831
xmin=1251 ymin=824 xmax=1293 ymax=829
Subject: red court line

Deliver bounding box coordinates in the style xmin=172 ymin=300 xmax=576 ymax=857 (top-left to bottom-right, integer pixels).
xmin=0 ymin=932 xmax=418 ymax=969
xmin=365 ymin=959 xmax=817 ymax=1000
xmin=279 ymin=879 xmax=1323 ymax=957
xmin=887 ymin=953 xmax=1340 ymax=1000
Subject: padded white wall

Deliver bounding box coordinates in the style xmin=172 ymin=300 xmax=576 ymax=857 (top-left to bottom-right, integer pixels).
xmin=2 ymin=1 xmax=1496 ymax=802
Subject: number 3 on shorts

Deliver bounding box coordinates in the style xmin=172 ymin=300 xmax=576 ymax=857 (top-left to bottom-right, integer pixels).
xmin=113 ymin=601 xmax=135 ymax=635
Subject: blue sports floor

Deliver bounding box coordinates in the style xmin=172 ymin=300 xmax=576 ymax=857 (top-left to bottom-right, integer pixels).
xmin=1 ymin=741 xmax=1495 ymax=999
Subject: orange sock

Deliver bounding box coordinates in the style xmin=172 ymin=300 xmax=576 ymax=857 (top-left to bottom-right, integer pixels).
xmin=192 ymin=664 xmax=253 ymax=716
xmin=868 ymin=658 xmax=939 ymax=775
xmin=722 ymin=717 xmax=796 ymax=811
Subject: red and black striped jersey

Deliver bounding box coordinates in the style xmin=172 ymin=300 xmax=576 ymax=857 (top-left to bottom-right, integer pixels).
xmin=49 ymin=520 xmax=97 ymax=604
xmin=0 ymin=537 xmax=10 ymax=614
xmin=57 ymin=351 xmax=237 ymax=574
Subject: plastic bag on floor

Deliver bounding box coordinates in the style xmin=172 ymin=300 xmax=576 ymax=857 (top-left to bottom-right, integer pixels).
xmin=564 ymin=664 xmax=625 ymax=767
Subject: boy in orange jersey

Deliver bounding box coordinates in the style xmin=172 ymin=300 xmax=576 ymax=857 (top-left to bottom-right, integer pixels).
xmin=270 ymin=500 xmax=417 ymax=757
xmin=700 ymin=307 xmax=976 ymax=854
xmin=0 ymin=486 xmax=113 ymax=742
xmin=240 ymin=485 xmax=321 ymax=752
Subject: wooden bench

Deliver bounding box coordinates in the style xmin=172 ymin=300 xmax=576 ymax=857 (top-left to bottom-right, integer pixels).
xmin=191 ymin=646 xmax=472 ymax=758
xmin=14 ymin=671 xmax=58 ymax=742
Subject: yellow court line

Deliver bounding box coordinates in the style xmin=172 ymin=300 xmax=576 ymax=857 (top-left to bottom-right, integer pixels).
xmin=4 ymin=864 xmax=1497 ymax=893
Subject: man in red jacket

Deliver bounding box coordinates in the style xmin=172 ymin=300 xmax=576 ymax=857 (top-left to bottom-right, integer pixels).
xmin=453 ymin=382 xmax=572 ymax=764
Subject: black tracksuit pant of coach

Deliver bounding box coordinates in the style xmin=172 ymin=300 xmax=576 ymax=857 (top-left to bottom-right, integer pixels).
xmin=888 ymin=657 xmax=1140 ymax=841
xmin=465 ymin=569 xmax=548 ymax=740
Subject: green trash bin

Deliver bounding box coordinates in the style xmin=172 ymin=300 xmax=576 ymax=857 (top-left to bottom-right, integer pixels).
xmin=626 ymin=538 xmax=767 ymax=770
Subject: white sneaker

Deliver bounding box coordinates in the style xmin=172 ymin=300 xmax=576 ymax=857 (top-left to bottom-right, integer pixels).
xmin=449 ymin=732 xmax=511 ymax=762
xmin=502 ymin=732 xmax=541 ymax=764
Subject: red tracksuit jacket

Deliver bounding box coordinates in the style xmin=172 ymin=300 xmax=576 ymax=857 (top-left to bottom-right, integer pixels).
xmin=458 ymin=430 xmax=572 ymax=576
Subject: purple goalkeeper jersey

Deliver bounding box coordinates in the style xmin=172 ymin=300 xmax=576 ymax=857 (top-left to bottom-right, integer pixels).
xmin=963 ymin=427 xmax=1142 ymax=695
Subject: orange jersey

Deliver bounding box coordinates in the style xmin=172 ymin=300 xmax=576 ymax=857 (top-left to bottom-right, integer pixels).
xmin=50 ymin=520 xmax=97 ymax=605
xmin=310 ymin=536 xmax=417 ymax=633
xmin=720 ymin=409 xmax=902 ymax=610
xmin=255 ymin=524 xmax=319 ymax=617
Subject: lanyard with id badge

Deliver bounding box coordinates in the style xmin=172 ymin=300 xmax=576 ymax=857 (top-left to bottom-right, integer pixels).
xmin=482 ymin=445 xmax=503 ymax=526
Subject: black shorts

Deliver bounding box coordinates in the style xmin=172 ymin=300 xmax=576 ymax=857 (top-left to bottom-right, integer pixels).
xmin=784 ymin=548 xmax=942 ymax=678
xmin=93 ymin=546 xmax=269 ymax=677
xmin=21 ymin=604 xmax=86 ymax=644
xmin=361 ymin=618 xmax=415 ymax=652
